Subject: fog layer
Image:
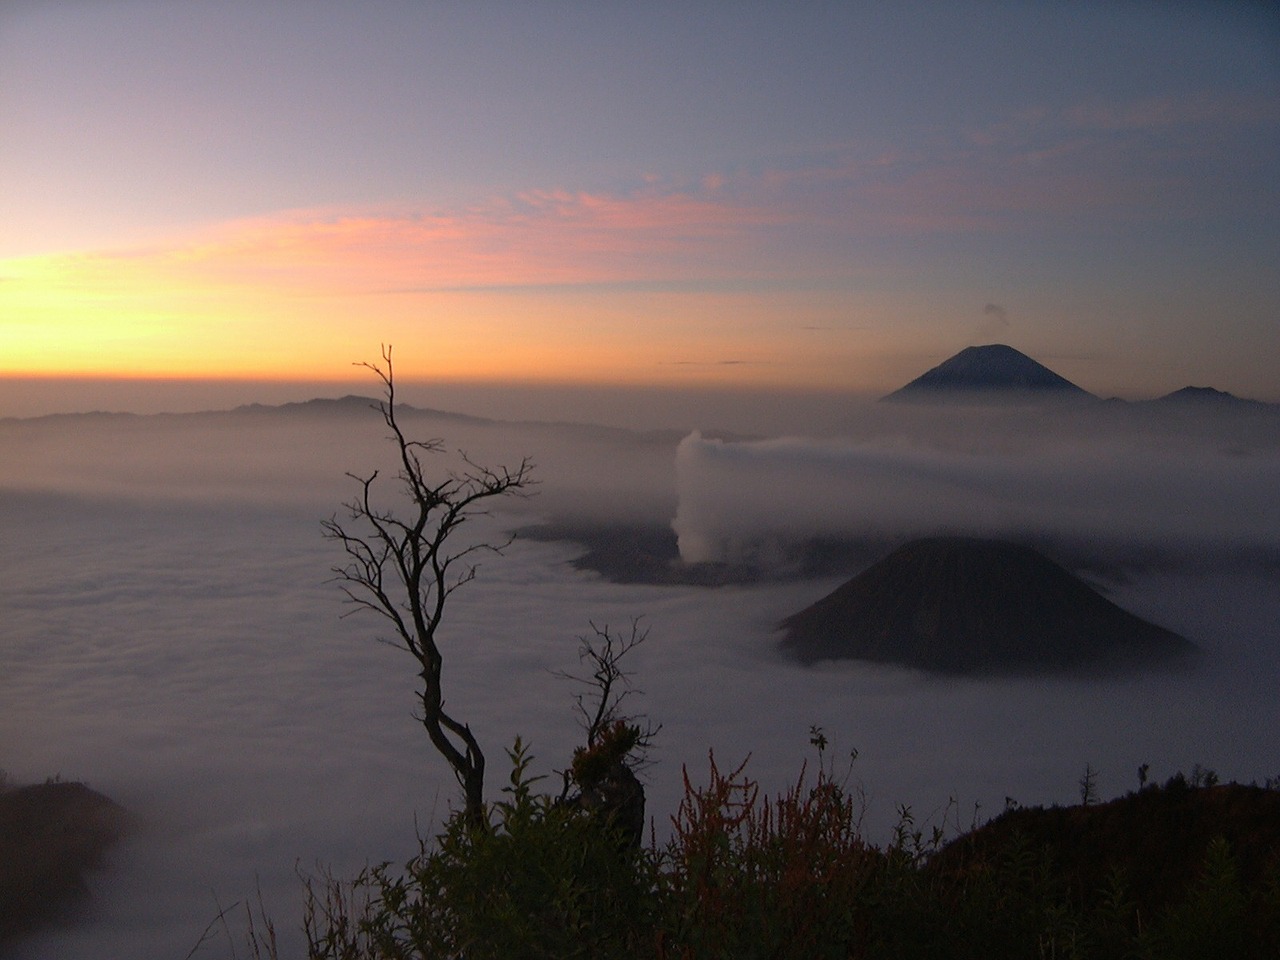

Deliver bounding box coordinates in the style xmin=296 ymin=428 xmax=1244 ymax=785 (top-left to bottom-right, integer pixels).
xmin=1 ymin=395 xmax=1276 ymax=959
xmin=673 ymin=408 xmax=1280 ymax=564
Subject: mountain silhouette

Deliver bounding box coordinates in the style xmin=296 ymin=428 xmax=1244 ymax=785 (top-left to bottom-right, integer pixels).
xmin=1146 ymin=386 xmax=1273 ymax=410
xmin=883 ymin=344 xmax=1094 ymax=402
xmin=778 ymin=537 xmax=1195 ymax=674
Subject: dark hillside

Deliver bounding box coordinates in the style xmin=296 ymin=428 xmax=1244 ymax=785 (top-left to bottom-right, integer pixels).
xmin=928 ymin=779 xmax=1280 ymax=948
xmin=779 ymin=537 xmax=1196 ymax=673
xmin=0 ymin=780 xmax=128 ymax=944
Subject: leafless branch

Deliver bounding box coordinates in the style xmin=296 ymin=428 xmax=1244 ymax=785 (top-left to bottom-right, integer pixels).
xmin=553 ymin=618 xmax=660 ymax=763
xmin=322 ymin=345 xmax=535 ymax=825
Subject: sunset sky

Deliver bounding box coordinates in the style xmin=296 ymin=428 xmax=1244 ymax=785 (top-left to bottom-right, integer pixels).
xmin=2 ymin=1 xmax=1278 ymax=401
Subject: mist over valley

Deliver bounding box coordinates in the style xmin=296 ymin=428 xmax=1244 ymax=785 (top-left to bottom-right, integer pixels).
xmin=2 ymin=373 xmax=1278 ymax=958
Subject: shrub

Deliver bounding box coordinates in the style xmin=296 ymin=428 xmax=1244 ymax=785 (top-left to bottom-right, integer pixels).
xmin=303 ymin=739 xmax=653 ymax=960
xmin=275 ymin=757 xmax=1280 ymax=960
xmin=655 ymin=754 xmax=875 ymax=960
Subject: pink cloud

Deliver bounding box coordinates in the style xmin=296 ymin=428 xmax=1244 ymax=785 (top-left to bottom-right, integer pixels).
xmin=31 ymin=88 xmax=1271 ymax=302
xmin=52 ymin=187 xmax=784 ymax=297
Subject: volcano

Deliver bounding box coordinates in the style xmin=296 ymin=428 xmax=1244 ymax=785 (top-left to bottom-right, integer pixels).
xmin=883 ymin=344 xmax=1094 ymax=402
xmin=778 ymin=538 xmax=1195 ymax=674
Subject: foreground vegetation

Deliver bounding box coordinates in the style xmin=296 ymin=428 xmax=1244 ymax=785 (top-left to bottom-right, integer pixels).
xmin=239 ymin=747 xmax=1280 ymax=960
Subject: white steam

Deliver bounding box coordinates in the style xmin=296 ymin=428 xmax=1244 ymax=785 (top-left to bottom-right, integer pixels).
xmin=673 ymin=412 xmax=1280 ymax=564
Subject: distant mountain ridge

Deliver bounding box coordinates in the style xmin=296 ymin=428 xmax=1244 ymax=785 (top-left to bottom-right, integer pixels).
xmin=882 ymin=344 xmax=1275 ymax=408
xmin=883 ymin=344 xmax=1094 ymax=402
xmin=232 ymin=395 xmax=498 ymax=424
xmin=2 ymin=357 xmax=1273 ymax=423
xmin=1145 ymin=386 xmax=1272 ymax=410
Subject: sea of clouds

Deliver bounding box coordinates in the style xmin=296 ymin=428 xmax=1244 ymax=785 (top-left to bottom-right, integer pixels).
xmin=2 ymin=394 xmax=1278 ymax=958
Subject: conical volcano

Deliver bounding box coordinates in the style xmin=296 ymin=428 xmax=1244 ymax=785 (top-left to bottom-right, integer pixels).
xmin=779 ymin=538 xmax=1194 ymax=673
xmin=883 ymin=344 xmax=1094 ymax=402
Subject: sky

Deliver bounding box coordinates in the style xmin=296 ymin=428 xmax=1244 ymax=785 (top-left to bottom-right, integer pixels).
xmin=2 ymin=1 xmax=1278 ymax=403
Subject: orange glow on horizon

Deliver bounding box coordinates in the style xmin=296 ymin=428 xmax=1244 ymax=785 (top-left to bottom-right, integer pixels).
xmin=0 ymin=188 xmax=893 ymax=389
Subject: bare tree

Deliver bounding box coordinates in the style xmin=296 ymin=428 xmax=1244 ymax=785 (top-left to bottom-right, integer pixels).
xmin=555 ymin=619 xmax=659 ymax=758
xmin=322 ymin=346 xmax=534 ymax=826
xmin=553 ymin=620 xmax=660 ymax=846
